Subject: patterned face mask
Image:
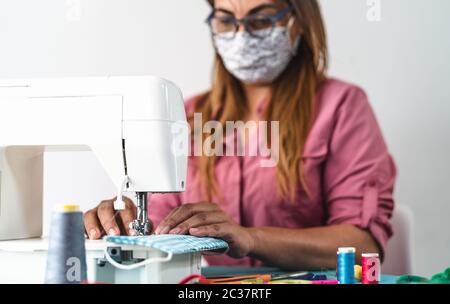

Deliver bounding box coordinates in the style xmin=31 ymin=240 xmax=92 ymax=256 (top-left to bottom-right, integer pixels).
xmin=105 ymin=235 xmax=229 ymax=255
xmin=213 ymin=26 xmax=301 ymax=84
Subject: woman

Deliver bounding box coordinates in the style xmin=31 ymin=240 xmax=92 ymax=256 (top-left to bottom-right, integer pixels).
xmin=84 ymin=0 xmax=396 ymax=270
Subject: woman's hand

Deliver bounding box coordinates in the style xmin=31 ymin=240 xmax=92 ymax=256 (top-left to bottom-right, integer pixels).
xmin=84 ymin=197 xmax=138 ymax=240
xmin=154 ymin=202 xmax=255 ymax=259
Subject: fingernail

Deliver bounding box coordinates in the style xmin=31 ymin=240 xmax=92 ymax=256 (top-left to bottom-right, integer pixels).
xmin=190 ymin=228 xmax=199 ymax=234
xmin=108 ymin=228 xmax=118 ymax=236
xmin=128 ymin=229 xmax=136 ymax=236
xmin=154 ymin=227 xmax=161 ymax=235
xmin=169 ymin=228 xmax=181 ymax=235
xmin=89 ymin=229 xmax=98 ymax=239
xmin=159 ymin=226 xmax=170 ymax=235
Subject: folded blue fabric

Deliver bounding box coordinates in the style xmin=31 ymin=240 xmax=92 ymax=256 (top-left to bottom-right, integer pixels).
xmin=105 ymin=235 xmax=229 ymax=255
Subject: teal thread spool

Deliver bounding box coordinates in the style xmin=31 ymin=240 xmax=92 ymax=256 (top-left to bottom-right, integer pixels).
xmin=337 ymin=247 xmax=356 ymax=284
xmin=45 ymin=205 xmax=87 ymax=284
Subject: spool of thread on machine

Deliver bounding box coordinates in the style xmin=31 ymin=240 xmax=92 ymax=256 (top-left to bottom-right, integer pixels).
xmin=45 ymin=205 xmax=87 ymax=284
xmin=361 ymin=253 xmax=381 ymax=284
xmin=337 ymin=247 xmax=356 ymax=284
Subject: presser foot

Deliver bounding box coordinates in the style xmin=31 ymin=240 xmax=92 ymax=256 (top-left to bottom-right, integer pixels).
xmin=130 ymin=220 xmax=152 ymax=236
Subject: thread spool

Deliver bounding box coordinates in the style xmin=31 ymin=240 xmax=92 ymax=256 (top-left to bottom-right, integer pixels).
xmin=362 ymin=253 xmax=380 ymax=284
xmin=45 ymin=205 xmax=87 ymax=284
xmin=337 ymin=247 xmax=356 ymax=284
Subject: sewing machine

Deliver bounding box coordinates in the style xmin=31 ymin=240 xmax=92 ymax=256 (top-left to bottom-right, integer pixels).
xmin=0 ymin=76 xmax=200 ymax=283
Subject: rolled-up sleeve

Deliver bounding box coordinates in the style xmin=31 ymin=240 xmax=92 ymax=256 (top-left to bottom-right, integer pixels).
xmin=325 ymin=86 xmax=397 ymax=255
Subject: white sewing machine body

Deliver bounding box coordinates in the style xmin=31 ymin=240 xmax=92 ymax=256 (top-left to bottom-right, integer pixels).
xmin=0 ymin=239 xmax=201 ymax=284
xmin=0 ymin=76 xmax=197 ymax=284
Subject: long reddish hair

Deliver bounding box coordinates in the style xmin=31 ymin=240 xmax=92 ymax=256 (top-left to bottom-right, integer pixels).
xmin=192 ymin=0 xmax=328 ymax=202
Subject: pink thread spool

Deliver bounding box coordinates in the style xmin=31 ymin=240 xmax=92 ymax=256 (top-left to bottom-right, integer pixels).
xmin=361 ymin=253 xmax=380 ymax=284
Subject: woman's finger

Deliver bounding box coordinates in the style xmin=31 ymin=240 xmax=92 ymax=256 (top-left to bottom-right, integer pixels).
xmin=169 ymin=211 xmax=229 ymax=235
xmin=84 ymin=208 xmax=102 ymax=240
xmin=155 ymin=203 xmax=219 ymax=235
xmin=97 ymin=200 xmax=121 ymax=236
xmin=118 ymin=197 xmax=137 ymax=235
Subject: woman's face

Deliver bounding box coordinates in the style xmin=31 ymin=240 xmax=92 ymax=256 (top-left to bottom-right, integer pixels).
xmin=211 ymin=0 xmax=301 ymax=85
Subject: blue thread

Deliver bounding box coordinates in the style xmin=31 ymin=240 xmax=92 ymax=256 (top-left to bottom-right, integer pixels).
xmin=337 ymin=248 xmax=356 ymax=284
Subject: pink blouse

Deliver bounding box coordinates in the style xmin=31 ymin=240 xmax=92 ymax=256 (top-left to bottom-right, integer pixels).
xmin=149 ymin=78 xmax=396 ymax=267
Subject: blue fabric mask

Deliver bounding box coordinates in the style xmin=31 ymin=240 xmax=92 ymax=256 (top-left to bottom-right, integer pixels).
xmin=105 ymin=235 xmax=229 ymax=255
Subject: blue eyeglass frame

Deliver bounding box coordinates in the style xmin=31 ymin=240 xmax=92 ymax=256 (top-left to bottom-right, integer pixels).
xmin=206 ymin=5 xmax=294 ymax=39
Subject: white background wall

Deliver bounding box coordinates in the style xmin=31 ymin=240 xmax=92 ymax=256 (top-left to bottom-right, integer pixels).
xmin=0 ymin=0 xmax=448 ymax=276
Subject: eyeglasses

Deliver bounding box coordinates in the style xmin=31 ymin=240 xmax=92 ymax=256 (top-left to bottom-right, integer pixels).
xmin=206 ymin=5 xmax=293 ymax=39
